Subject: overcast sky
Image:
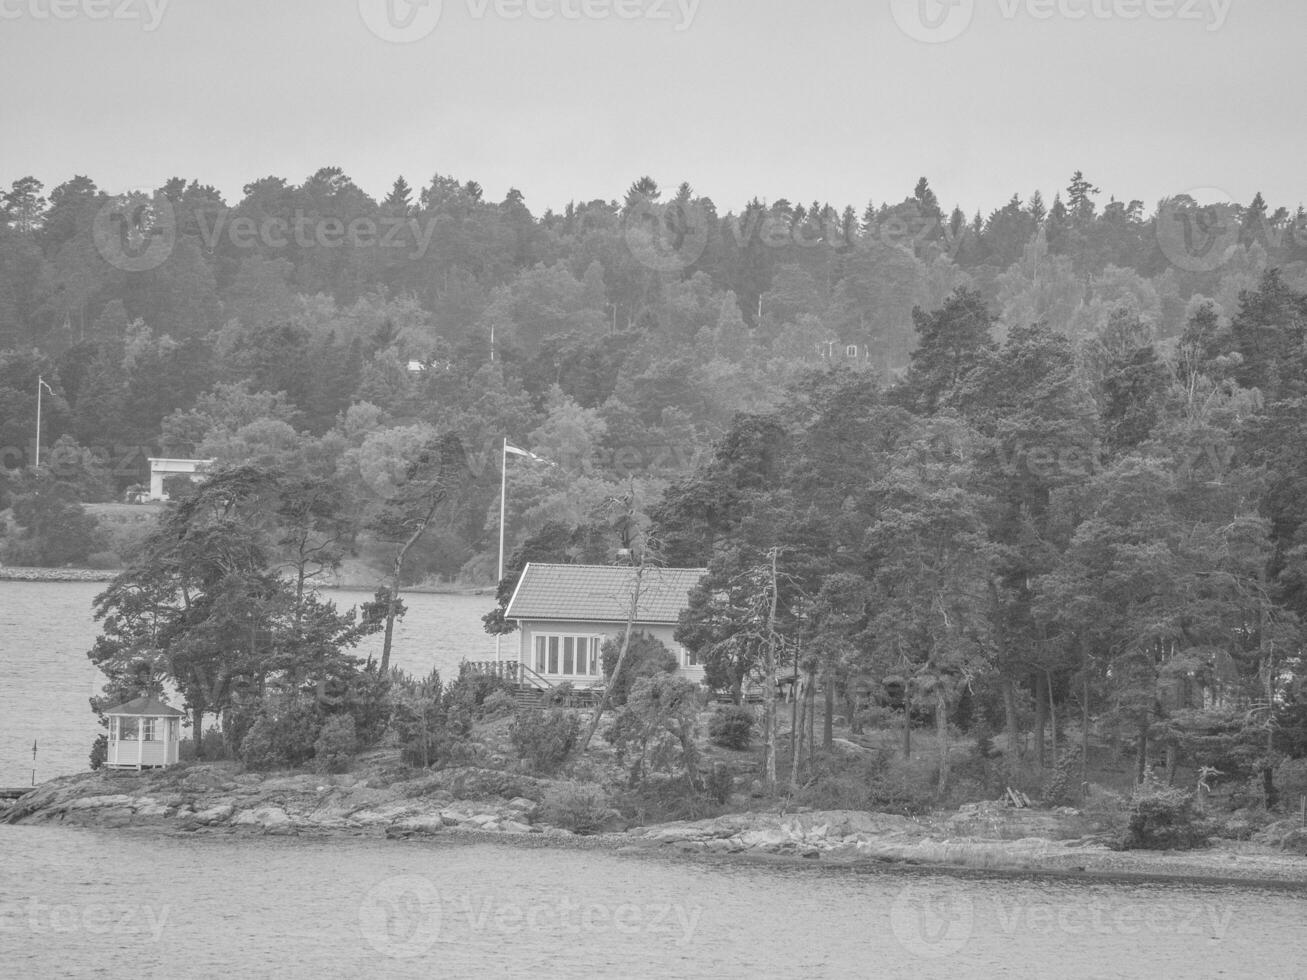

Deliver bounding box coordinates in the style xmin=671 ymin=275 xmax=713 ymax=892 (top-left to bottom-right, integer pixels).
xmin=1 ymin=0 xmax=1300 ymax=217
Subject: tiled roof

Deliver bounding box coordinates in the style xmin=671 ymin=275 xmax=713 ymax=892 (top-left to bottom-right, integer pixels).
xmin=506 ymin=563 xmax=707 ymax=625
xmin=104 ymin=696 xmax=186 ymax=717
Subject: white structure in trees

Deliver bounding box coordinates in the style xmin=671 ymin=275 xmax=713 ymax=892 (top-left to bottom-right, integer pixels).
xmin=147 ymin=458 xmax=214 ymax=501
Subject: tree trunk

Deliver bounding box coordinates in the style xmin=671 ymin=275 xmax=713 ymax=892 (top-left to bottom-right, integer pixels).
xmin=901 ymin=680 xmax=912 ymax=760
xmin=1135 ymin=722 xmax=1149 ymax=783
xmin=823 ymin=674 xmax=834 ymax=750
xmin=1034 ymin=672 xmax=1048 ymax=768
xmin=788 ymin=672 xmax=803 ymax=794
xmin=380 ymin=499 xmax=441 ymax=674
xmin=1164 ymin=742 xmax=1177 ymax=786
xmin=1002 ymin=676 xmax=1019 ymax=768
xmin=1046 ymin=670 xmax=1058 ymax=760
xmin=1081 ymin=643 xmax=1090 ymax=777
xmin=191 ymin=707 xmax=204 ymax=760
xmin=808 ymin=671 xmax=817 ymax=773
xmin=762 ymin=550 xmax=779 ymax=795
xmin=935 ymin=687 xmax=949 ymax=795
xmin=580 ymin=562 xmax=644 ymax=752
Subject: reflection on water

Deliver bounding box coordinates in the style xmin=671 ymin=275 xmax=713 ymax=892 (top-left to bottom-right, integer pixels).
xmin=0 ymin=581 xmax=495 ymax=785
xmin=0 ymin=826 xmax=1303 ymax=979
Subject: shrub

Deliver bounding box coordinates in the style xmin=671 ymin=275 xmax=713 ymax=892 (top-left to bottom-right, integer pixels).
xmin=706 ymin=763 xmax=734 ymax=804
xmin=446 ymin=664 xmax=514 ymax=717
xmin=89 ymin=733 xmax=107 ymax=770
xmin=1120 ymin=772 xmax=1209 ymax=850
xmin=313 ymin=714 xmax=358 ymax=773
xmin=600 ymin=632 xmax=678 ymax=707
xmin=238 ymin=716 xmax=278 ymax=771
xmin=84 ymin=550 xmax=122 ymax=570
xmin=180 ymin=725 xmax=233 ymax=762
xmin=708 ymin=705 xmax=754 ymax=749
xmin=605 ymin=676 xmax=704 ymax=787
xmin=1042 ymin=746 xmax=1084 ymax=807
xmin=239 ymin=701 xmax=321 ymax=771
xmin=482 ymin=690 xmax=517 ymax=718
xmin=390 ymin=669 xmax=462 ymax=768
xmin=545 ymin=681 xmax=576 ymax=707
xmin=509 ymin=708 xmax=581 ymax=774
xmin=541 ymin=781 xmax=615 ymax=834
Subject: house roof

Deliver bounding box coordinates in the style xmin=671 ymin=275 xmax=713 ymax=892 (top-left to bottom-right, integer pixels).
xmin=104 ymin=696 xmax=186 ymax=717
xmin=505 ymin=563 xmax=707 ymax=625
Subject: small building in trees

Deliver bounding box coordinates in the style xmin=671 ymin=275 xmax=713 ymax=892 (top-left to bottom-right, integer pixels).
xmin=147 ymin=458 xmax=214 ymax=501
xmin=503 ymin=563 xmax=707 ymax=687
xmin=104 ymin=696 xmax=185 ymax=770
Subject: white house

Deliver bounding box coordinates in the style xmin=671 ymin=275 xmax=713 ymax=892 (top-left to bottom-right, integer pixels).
xmin=147 ymin=458 xmax=214 ymax=501
xmin=503 ymin=563 xmax=708 ymax=687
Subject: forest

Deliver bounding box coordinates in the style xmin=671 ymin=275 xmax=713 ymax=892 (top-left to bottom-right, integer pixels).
xmin=4 ymin=168 xmax=1307 ymax=805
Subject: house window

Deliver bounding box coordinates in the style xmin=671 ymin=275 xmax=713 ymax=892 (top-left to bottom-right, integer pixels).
xmin=683 ymin=646 xmax=700 ymax=667
xmin=533 ymin=634 xmax=602 ymax=678
xmin=141 ymin=718 xmax=157 ymax=742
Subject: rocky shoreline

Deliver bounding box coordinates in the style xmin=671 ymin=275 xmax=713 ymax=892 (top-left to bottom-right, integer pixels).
xmin=0 ymin=566 xmax=118 ymax=582
xmin=6 ymin=765 xmax=1307 ymax=888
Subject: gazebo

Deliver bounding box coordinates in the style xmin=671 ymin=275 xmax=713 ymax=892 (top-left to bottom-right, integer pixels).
xmin=104 ymin=697 xmax=185 ymax=770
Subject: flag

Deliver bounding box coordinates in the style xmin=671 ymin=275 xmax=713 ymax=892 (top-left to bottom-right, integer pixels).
xmin=505 ymin=443 xmax=553 ymax=465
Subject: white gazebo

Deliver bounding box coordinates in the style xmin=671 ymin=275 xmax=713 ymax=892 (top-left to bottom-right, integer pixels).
xmin=104 ymin=697 xmax=186 ymax=770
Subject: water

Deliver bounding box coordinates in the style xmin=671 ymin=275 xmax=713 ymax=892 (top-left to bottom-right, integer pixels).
xmin=2 ymin=582 xmax=1306 ymax=977
xmin=0 ymin=581 xmax=496 ymax=786
xmin=0 ymin=825 xmax=1301 ymax=978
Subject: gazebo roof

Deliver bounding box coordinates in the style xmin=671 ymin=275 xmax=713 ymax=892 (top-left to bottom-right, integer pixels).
xmin=104 ymin=696 xmax=186 ymax=718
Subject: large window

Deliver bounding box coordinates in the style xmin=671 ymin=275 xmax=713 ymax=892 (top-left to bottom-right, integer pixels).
xmin=533 ymin=634 xmax=602 ymax=677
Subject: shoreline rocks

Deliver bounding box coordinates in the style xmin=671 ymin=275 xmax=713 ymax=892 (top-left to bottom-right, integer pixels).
xmin=5 ymin=766 xmax=1307 ymax=887
xmin=0 ymin=566 xmax=118 ymax=582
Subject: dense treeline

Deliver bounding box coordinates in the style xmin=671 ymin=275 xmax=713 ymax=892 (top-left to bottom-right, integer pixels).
xmin=649 ymin=275 xmax=1307 ymax=802
xmin=2 ymin=167 xmax=1306 ymax=589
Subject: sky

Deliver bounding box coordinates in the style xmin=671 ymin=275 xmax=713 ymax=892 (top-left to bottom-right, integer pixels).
xmin=0 ymin=0 xmax=1301 ymax=218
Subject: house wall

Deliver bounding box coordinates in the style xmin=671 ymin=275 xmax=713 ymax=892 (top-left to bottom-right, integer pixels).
xmin=107 ymin=739 xmax=176 ymax=768
xmin=515 ymin=619 xmax=705 ymax=687
xmin=147 ymin=459 xmax=212 ymax=501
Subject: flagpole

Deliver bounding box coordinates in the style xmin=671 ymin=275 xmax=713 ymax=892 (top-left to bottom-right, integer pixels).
xmin=35 ymin=375 xmax=43 ymax=468
xmin=496 ymin=437 xmax=508 ymax=664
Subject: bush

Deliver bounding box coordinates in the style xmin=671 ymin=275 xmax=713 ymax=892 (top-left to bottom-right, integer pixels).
xmin=390 ymin=669 xmax=462 ymax=768
xmin=545 ymin=681 xmax=575 ymax=707
xmin=313 ymin=714 xmax=358 ymax=773
xmin=84 ymin=550 xmax=123 ymax=570
xmin=89 ymin=733 xmax=107 ymax=770
xmin=509 ymin=708 xmax=581 ymax=774
xmin=238 ymin=716 xmax=278 ymax=771
xmin=1042 ymin=746 xmax=1084 ymax=807
xmin=239 ymin=701 xmax=321 ymax=771
xmin=706 ymin=763 xmax=734 ymax=804
xmin=180 ymin=726 xmax=233 ymax=762
xmin=482 ymin=690 xmax=518 ymax=718
xmin=1120 ymin=773 xmax=1209 ymax=850
xmin=604 ymin=676 xmax=704 ymax=788
xmin=446 ymin=664 xmax=514 ymax=717
xmin=600 ymin=632 xmax=678 ymax=707
xmin=541 ymin=781 xmax=615 ymax=834
xmin=708 ymin=705 xmax=755 ymax=749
